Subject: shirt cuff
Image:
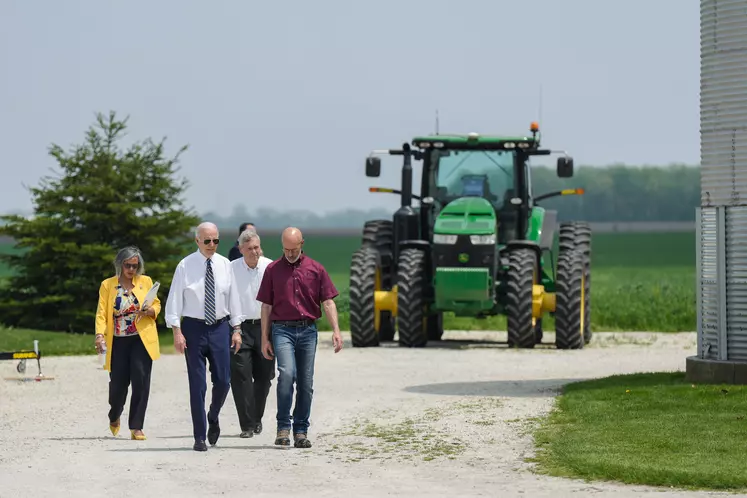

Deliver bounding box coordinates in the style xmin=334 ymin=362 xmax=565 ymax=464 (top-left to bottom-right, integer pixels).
xmin=166 ymin=317 xmax=181 ymax=328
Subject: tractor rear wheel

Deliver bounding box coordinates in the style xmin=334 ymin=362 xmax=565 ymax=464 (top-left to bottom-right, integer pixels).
xmin=396 ymin=248 xmax=428 ymax=348
xmin=362 ymin=220 xmax=395 ymax=289
xmin=359 ymin=219 xmax=396 ymax=343
xmin=559 ymin=222 xmax=592 ymax=344
xmin=348 ymin=248 xmax=379 ymax=347
xmin=506 ymin=248 xmax=537 ymax=349
xmin=554 ymin=250 xmax=585 ymax=350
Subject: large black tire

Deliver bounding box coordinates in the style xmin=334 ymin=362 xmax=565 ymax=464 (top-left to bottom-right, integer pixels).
xmin=348 ymin=248 xmax=379 ymax=347
xmin=559 ymin=222 xmax=592 ymax=344
xmin=362 ymin=220 xmax=395 ymax=289
xmin=554 ymin=249 xmax=585 ymax=350
xmin=359 ymin=219 xmax=396 ymax=343
xmin=396 ymin=248 xmax=428 ymax=348
xmin=506 ymin=248 xmax=537 ymax=349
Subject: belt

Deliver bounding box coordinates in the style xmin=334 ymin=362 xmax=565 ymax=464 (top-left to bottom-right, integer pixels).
xmin=183 ymin=315 xmax=230 ymax=325
xmin=242 ymin=318 xmax=261 ymax=325
xmin=272 ymin=318 xmax=316 ymax=327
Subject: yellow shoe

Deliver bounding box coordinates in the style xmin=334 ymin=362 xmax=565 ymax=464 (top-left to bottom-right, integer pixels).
xmin=130 ymin=430 xmax=146 ymax=441
xmin=109 ymin=419 xmax=120 ymax=437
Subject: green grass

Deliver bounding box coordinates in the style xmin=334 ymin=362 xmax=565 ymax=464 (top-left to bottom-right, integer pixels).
xmin=0 ymin=231 xmax=697 ymax=339
xmin=0 ymin=326 xmax=182 ymax=357
xmin=531 ymin=372 xmax=747 ymax=491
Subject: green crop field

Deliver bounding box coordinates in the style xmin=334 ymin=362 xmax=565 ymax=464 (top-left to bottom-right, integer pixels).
xmin=0 ymin=231 xmax=696 ymax=333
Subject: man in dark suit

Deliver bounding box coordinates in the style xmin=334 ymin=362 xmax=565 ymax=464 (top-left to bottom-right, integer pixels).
xmin=228 ymin=222 xmax=255 ymax=261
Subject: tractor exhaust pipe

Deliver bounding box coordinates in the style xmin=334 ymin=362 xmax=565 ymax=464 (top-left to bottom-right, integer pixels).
xmin=401 ymin=143 xmax=413 ymax=207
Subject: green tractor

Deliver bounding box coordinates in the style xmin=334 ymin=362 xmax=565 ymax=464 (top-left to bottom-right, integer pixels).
xmin=348 ymin=122 xmax=591 ymax=349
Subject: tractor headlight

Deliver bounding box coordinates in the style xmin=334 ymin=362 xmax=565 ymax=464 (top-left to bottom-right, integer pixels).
xmin=433 ymin=234 xmax=458 ymax=244
xmin=470 ymin=234 xmax=496 ymax=245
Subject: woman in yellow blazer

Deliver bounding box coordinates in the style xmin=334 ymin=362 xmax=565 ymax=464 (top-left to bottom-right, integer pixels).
xmin=95 ymin=246 xmax=161 ymax=441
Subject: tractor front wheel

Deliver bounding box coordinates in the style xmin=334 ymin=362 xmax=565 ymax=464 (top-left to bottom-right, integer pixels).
xmin=506 ymin=248 xmax=537 ymax=349
xmin=396 ymin=248 xmax=428 ymax=348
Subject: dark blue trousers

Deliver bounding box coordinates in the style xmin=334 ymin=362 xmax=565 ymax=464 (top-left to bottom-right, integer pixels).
xmin=181 ymin=317 xmax=232 ymax=442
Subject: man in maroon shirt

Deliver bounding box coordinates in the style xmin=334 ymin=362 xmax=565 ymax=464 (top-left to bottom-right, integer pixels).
xmin=257 ymin=226 xmax=343 ymax=448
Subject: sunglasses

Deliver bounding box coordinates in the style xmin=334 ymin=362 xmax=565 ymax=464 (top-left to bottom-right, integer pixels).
xmin=203 ymin=238 xmax=220 ymax=245
xmin=123 ymin=263 xmax=138 ymax=270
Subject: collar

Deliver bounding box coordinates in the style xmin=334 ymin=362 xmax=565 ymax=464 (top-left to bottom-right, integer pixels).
xmin=283 ymin=252 xmax=305 ymax=267
xmin=196 ymin=249 xmax=215 ymax=264
xmin=241 ymin=257 xmax=259 ymax=271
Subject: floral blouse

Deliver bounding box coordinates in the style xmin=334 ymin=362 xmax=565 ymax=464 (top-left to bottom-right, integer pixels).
xmin=113 ymin=284 xmax=140 ymax=337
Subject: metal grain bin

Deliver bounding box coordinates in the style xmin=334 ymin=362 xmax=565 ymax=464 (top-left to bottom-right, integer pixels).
xmin=689 ymin=0 xmax=747 ymax=383
xmin=700 ymin=0 xmax=747 ymax=207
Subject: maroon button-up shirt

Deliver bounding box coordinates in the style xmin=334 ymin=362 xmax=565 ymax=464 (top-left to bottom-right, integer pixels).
xmin=256 ymin=253 xmax=339 ymax=322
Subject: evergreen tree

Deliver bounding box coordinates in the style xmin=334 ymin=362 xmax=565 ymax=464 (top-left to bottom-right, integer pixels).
xmin=0 ymin=111 xmax=200 ymax=333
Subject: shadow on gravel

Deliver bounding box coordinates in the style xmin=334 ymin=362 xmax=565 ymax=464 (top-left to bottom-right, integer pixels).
xmin=403 ymin=378 xmax=587 ymax=398
xmin=47 ymin=436 xmax=118 ymax=441
xmin=108 ymin=445 xmax=279 ymax=452
xmin=378 ymin=339 xmax=560 ymax=350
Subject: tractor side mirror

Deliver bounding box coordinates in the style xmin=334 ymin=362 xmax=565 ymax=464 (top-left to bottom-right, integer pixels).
xmin=365 ymin=157 xmax=381 ymax=177
xmin=557 ymin=156 xmax=574 ymax=178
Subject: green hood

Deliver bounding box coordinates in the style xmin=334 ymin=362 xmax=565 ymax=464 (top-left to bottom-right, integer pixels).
xmin=433 ymin=197 xmax=496 ymax=235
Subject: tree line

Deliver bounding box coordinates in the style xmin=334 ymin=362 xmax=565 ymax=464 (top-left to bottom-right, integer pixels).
xmin=204 ymin=164 xmax=701 ymax=229
xmin=531 ymin=163 xmax=700 ymax=222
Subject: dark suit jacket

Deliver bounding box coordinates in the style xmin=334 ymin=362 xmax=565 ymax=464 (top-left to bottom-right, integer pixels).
xmin=228 ymin=241 xmax=241 ymax=261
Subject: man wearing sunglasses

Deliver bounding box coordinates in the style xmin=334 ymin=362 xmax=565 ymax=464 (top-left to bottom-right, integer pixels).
xmin=164 ymin=221 xmax=244 ymax=452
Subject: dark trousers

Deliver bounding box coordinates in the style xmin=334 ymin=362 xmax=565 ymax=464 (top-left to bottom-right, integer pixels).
xmin=108 ymin=334 xmax=153 ymax=430
xmin=231 ymin=320 xmax=276 ymax=431
xmin=182 ymin=317 xmax=232 ymax=442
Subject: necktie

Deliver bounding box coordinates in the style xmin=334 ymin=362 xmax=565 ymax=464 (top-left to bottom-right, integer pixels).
xmin=205 ymin=258 xmax=216 ymax=325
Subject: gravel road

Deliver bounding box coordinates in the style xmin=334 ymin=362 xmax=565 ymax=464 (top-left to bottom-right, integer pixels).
xmin=0 ymin=330 xmax=739 ymax=498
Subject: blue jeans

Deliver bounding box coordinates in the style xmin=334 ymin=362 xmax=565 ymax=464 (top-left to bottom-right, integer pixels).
xmin=272 ymin=322 xmax=318 ymax=435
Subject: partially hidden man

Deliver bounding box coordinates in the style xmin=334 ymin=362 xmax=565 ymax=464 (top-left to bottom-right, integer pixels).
xmin=229 ymin=227 xmax=275 ymax=438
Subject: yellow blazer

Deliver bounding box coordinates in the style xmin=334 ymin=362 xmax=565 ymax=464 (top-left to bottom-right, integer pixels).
xmin=95 ymin=274 xmax=161 ymax=372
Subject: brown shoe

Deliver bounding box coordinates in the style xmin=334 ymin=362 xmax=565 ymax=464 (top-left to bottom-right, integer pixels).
xmin=294 ymin=433 xmax=312 ymax=448
xmin=275 ymin=429 xmax=290 ymax=446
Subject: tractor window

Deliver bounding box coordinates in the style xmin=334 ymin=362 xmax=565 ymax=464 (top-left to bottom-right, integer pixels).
xmin=433 ymin=150 xmax=515 ymax=205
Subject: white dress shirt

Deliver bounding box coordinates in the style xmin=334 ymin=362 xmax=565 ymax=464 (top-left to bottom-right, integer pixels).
xmin=231 ymin=255 xmax=272 ymax=320
xmin=164 ymin=249 xmax=244 ymax=328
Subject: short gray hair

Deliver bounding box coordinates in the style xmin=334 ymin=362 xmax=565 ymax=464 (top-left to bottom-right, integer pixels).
xmin=194 ymin=221 xmax=219 ymax=239
xmin=114 ymin=246 xmax=145 ymax=277
xmin=238 ymin=228 xmax=260 ymax=246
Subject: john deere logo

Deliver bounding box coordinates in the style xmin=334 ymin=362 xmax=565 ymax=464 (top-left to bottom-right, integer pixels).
xmin=458 ymin=253 xmax=469 ymax=263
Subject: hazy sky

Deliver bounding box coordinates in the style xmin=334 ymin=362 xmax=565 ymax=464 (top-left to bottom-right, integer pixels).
xmin=0 ymin=1 xmax=700 ymax=217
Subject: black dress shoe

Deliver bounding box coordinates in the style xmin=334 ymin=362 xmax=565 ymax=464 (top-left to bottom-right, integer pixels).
xmin=208 ymin=421 xmax=220 ymax=446
xmin=253 ymin=422 xmax=262 ymax=435
xmin=193 ymin=440 xmax=208 ymax=452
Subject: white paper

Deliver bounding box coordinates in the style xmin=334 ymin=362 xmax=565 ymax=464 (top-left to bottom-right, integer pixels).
xmin=141 ymin=281 xmax=160 ymax=310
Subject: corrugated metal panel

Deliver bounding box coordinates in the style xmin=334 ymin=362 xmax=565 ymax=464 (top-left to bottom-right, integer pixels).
xmin=698 ymin=207 xmax=720 ymax=359
xmin=700 ymin=0 xmax=747 ymax=207
xmin=726 ymin=206 xmax=747 ymax=360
